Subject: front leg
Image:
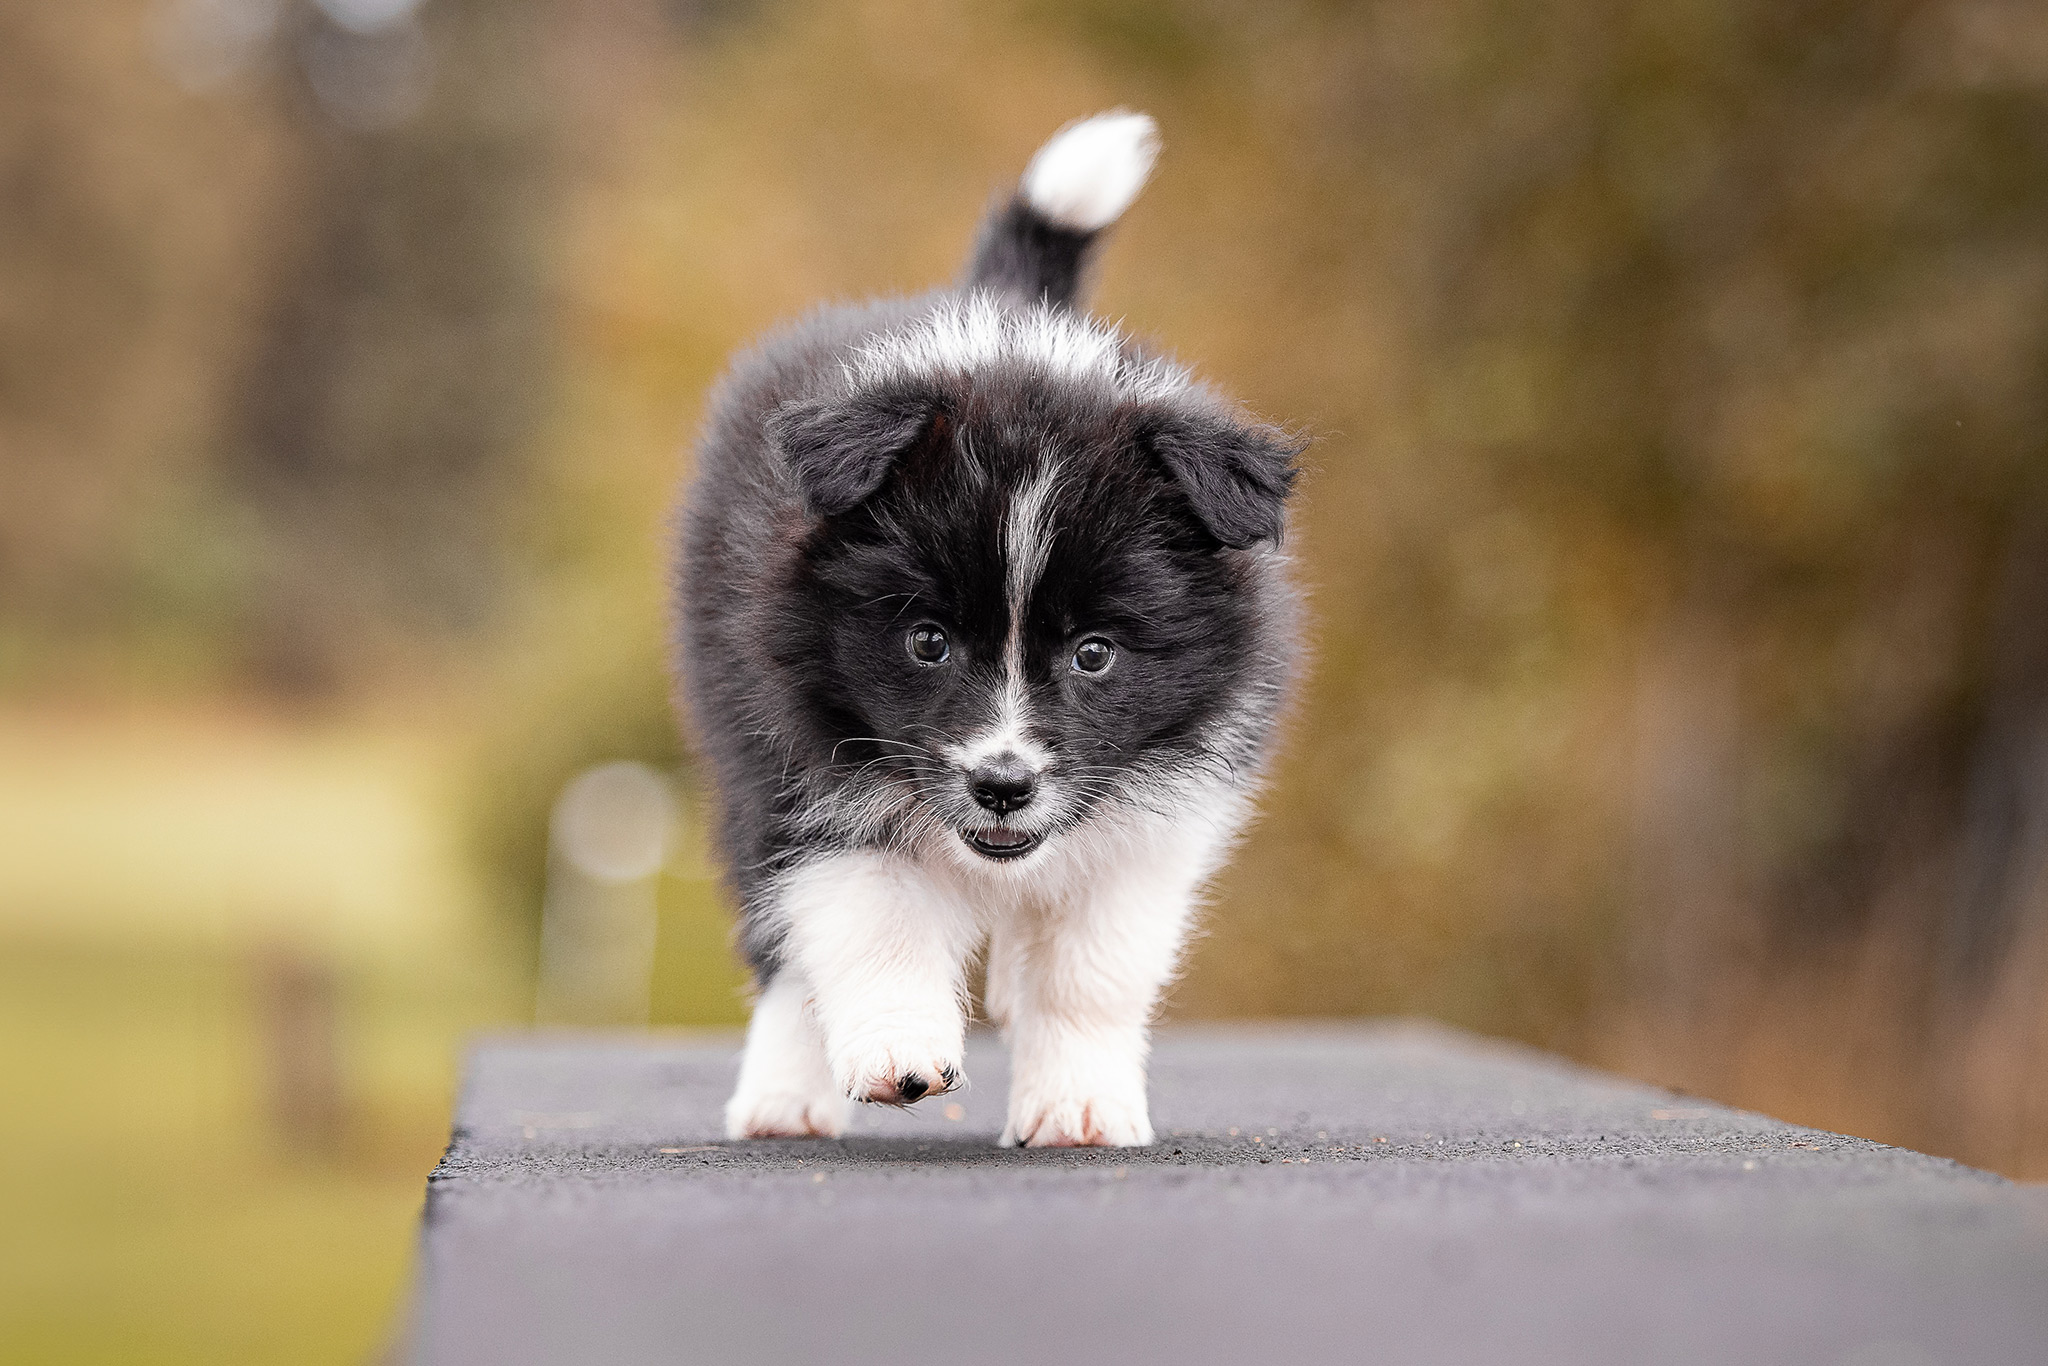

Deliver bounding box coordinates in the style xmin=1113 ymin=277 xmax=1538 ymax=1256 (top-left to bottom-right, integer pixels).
xmin=776 ymin=850 xmax=982 ymax=1105
xmin=725 ymin=967 xmax=847 ymax=1139
xmin=998 ymin=843 xmax=1208 ymax=1148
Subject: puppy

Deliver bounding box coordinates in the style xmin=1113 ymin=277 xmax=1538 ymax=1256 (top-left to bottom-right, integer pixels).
xmin=676 ymin=112 xmax=1301 ymax=1147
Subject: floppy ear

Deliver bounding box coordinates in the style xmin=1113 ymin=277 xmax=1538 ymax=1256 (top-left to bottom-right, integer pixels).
xmin=766 ymin=388 xmax=941 ymax=517
xmin=1133 ymin=405 xmax=1303 ymax=548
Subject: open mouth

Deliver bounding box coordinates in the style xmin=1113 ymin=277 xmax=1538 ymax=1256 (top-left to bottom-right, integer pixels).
xmin=961 ymin=826 xmax=1043 ymax=861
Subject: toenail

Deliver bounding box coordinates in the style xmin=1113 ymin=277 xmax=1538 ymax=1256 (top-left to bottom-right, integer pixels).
xmin=897 ymin=1073 xmax=929 ymax=1102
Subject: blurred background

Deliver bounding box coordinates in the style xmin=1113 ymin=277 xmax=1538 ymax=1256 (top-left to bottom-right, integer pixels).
xmin=5 ymin=0 xmax=2047 ymax=1358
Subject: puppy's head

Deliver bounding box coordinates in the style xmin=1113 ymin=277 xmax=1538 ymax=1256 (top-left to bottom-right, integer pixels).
xmin=770 ymin=296 xmax=1299 ymax=867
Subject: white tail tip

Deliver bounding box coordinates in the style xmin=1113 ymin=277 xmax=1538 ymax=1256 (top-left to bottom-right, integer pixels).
xmin=1020 ymin=110 xmax=1160 ymax=233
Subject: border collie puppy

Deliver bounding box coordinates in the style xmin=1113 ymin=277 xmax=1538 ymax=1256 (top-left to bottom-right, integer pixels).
xmin=676 ymin=112 xmax=1301 ymax=1147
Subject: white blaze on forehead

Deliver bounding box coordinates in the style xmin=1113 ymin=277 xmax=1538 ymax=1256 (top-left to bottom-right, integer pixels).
xmin=950 ymin=465 xmax=1063 ymax=777
xmin=1003 ymin=464 xmax=1062 ymax=620
xmin=848 ymin=293 xmax=1187 ymax=402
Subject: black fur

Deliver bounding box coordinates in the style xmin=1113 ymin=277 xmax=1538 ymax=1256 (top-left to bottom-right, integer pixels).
xmin=965 ymin=196 xmax=1095 ymax=308
xmin=674 ymin=149 xmax=1302 ymax=982
xmin=1133 ymin=405 xmax=1301 ymax=549
xmin=767 ymin=382 xmax=943 ymax=517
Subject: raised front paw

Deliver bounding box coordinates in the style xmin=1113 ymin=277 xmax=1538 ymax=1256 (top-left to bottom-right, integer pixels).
xmin=1002 ymin=1089 xmax=1153 ymax=1148
xmin=831 ymin=1029 xmax=963 ymax=1106
xmin=724 ymin=1085 xmax=849 ymax=1140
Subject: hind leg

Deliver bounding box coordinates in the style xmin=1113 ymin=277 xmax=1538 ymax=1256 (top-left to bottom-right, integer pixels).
xmin=725 ymin=968 xmax=848 ymax=1139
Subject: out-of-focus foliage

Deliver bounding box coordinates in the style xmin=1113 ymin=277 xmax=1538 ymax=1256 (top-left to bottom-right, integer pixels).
xmin=5 ymin=1 xmax=2048 ymax=1350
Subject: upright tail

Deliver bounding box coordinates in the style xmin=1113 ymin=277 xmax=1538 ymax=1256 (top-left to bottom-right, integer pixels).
xmin=964 ymin=111 xmax=1160 ymax=311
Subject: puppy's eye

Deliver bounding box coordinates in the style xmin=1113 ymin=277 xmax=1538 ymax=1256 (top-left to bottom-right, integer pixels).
xmin=1071 ymin=638 xmax=1115 ymax=675
xmin=907 ymin=625 xmax=950 ymax=665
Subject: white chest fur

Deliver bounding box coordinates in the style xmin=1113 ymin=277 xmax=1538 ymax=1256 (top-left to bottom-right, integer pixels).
xmin=725 ymin=776 xmax=1253 ymax=1146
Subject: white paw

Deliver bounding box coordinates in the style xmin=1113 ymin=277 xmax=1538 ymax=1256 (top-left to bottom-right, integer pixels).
xmin=1002 ymin=1090 xmax=1153 ymax=1148
xmin=830 ymin=1025 xmax=963 ymax=1106
xmin=724 ymin=1086 xmax=849 ymax=1140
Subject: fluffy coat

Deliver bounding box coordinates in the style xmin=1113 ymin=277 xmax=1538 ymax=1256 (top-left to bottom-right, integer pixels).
xmin=674 ymin=112 xmax=1302 ymax=1146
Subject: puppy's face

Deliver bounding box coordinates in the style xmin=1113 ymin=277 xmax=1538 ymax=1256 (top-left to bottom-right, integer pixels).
xmin=773 ymin=372 xmax=1296 ymax=867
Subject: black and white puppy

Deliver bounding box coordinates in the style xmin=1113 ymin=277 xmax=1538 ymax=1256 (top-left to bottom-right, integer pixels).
xmin=676 ymin=112 xmax=1301 ymax=1147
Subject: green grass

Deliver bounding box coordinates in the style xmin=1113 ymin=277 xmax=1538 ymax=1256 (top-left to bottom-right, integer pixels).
xmin=0 ymin=884 xmax=750 ymax=1365
xmin=0 ymin=943 xmax=506 ymax=1366
xmin=650 ymin=871 xmax=751 ymax=1026
xmin=0 ymin=708 xmax=760 ymax=1362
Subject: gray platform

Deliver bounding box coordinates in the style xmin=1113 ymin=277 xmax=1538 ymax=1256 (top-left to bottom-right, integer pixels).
xmin=407 ymin=1023 xmax=2048 ymax=1365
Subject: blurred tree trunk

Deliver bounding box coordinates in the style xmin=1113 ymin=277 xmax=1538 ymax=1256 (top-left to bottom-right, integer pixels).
xmin=1626 ymin=605 xmax=1754 ymax=1089
xmin=233 ymin=0 xmax=558 ymax=695
xmin=1930 ymin=499 xmax=2048 ymax=1168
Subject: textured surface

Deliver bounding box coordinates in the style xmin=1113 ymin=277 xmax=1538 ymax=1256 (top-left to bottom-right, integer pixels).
xmin=408 ymin=1023 xmax=2048 ymax=1366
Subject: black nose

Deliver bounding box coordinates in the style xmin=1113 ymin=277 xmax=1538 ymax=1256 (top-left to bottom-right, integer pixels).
xmin=970 ymin=758 xmax=1038 ymax=813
